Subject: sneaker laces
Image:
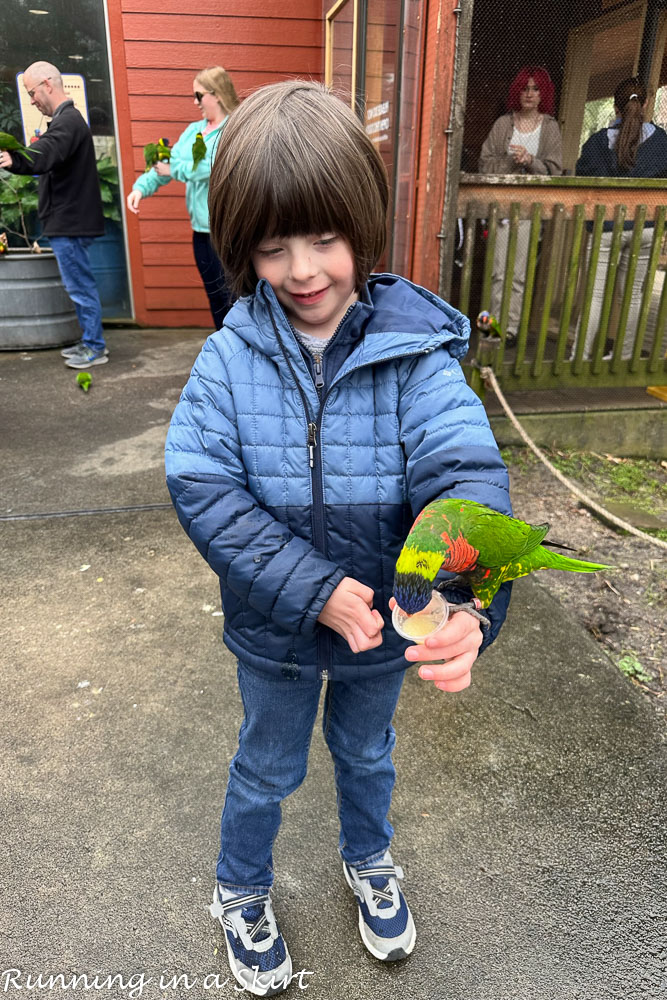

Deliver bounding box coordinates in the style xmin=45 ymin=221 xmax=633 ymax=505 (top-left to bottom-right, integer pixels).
xmin=354 ymin=860 xmax=404 ymax=917
xmin=209 ymin=891 xmax=278 ymax=953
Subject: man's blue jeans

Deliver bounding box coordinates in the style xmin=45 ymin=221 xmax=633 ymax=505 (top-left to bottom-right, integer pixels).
xmin=216 ymin=661 xmax=407 ymax=893
xmin=50 ymin=237 xmax=105 ymax=353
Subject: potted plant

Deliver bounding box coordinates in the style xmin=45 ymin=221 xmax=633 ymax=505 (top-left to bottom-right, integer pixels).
xmin=0 ymin=164 xmax=80 ymax=350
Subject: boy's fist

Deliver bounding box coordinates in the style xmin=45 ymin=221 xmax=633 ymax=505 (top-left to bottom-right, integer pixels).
xmin=318 ymin=577 xmax=384 ymax=654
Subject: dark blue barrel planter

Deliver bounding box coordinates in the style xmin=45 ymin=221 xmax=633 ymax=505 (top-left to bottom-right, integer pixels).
xmin=0 ymin=251 xmax=80 ymax=350
xmin=88 ymin=221 xmax=131 ymax=319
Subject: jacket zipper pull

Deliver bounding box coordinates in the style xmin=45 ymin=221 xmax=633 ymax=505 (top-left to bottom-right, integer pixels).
xmin=308 ymin=422 xmax=317 ymax=468
xmin=314 ymin=356 xmax=324 ymax=390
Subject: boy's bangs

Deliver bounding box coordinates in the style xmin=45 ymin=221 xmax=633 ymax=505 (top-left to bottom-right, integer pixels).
xmin=255 ymin=155 xmax=349 ymax=244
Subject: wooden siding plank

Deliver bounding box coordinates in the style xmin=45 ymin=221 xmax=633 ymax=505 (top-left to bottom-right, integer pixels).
xmin=142 ymin=266 xmax=204 ymax=287
xmin=139 ymin=220 xmax=195 ymax=241
xmin=145 ymin=287 xmax=211 ymax=309
xmin=130 ymin=196 xmax=189 ymax=220
xmin=140 ymin=309 xmax=212 ymax=325
xmin=122 ymin=14 xmax=322 ymax=46
xmin=123 ymin=42 xmax=321 ymax=73
xmin=122 ymin=0 xmax=320 ymax=17
xmin=126 ymin=69 xmax=286 ymax=94
xmin=142 ymin=244 xmax=200 ymax=265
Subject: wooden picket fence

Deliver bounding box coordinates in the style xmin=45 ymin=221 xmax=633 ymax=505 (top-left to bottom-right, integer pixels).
xmin=454 ymin=175 xmax=667 ymax=392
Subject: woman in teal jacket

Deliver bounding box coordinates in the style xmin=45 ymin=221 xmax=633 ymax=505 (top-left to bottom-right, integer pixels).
xmin=127 ymin=66 xmax=238 ymax=328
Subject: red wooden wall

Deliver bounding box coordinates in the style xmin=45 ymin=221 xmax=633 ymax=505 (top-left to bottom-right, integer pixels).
xmin=106 ymin=1 xmax=324 ymax=327
xmin=411 ymin=0 xmax=459 ymax=294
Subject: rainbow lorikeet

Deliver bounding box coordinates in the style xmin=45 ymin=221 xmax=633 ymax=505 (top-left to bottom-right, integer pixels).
xmin=393 ymin=498 xmax=610 ymax=612
xmin=191 ymin=132 xmax=207 ymax=170
xmin=477 ymin=311 xmax=503 ymax=338
xmin=0 ymin=131 xmax=38 ymax=162
xmin=143 ymin=137 xmax=171 ymax=171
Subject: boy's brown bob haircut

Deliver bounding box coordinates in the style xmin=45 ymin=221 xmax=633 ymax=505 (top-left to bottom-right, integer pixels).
xmin=208 ymin=80 xmax=389 ymax=298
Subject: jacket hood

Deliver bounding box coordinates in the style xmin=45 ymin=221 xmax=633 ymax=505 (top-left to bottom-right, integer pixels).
xmin=223 ymin=273 xmax=471 ymax=366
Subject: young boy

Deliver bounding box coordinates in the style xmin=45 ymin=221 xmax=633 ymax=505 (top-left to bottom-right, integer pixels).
xmin=165 ymin=80 xmax=512 ymax=996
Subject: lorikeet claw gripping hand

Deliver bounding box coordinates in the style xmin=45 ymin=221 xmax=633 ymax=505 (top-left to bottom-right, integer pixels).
xmin=393 ymin=497 xmax=610 ymax=613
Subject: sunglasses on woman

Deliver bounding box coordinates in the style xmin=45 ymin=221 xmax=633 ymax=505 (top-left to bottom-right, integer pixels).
xmin=194 ymin=91 xmax=212 ymax=103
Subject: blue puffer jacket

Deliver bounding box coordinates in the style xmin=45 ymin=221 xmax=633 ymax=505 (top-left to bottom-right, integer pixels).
xmin=165 ymin=274 xmax=512 ymax=681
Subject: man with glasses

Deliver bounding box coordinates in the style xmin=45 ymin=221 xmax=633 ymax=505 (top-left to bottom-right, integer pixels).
xmin=0 ymin=61 xmax=108 ymax=367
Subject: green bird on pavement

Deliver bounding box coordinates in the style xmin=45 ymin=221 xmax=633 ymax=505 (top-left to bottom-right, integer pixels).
xmin=0 ymin=132 xmax=38 ymax=162
xmin=76 ymin=372 xmax=92 ymax=392
xmin=191 ymin=132 xmax=207 ymax=170
xmin=393 ymin=497 xmax=610 ymax=612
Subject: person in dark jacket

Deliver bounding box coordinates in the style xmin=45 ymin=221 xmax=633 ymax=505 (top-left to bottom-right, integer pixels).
xmin=575 ymin=77 xmax=667 ymax=360
xmin=165 ymin=81 xmax=512 ymax=995
xmin=0 ymin=62 xmax=107 ymax=368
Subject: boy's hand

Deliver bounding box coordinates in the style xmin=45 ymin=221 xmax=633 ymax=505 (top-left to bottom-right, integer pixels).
xmin=390 ymin=598 xmax=483 ymax=693
xmin=318 ymin=577 xmax=384 ymax=654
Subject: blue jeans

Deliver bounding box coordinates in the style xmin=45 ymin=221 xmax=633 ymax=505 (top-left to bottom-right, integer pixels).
xmin=216 ymin=661 xmax=406 ymax=892
xmin=50 ymin=236 xmax=105 ymax=353
xmin=192 ymin=231 xmax=232 ymax=330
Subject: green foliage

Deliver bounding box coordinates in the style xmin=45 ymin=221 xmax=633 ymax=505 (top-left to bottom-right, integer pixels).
xmin=0 ymin=85 xmax=21 ymax=133
xmin=0 ymin=170 xmax=40 ymax=245
xmin=95 ymin=155 xmax=121 ymax=223
xmin=616 ymin=652 xmax=652 ymax=684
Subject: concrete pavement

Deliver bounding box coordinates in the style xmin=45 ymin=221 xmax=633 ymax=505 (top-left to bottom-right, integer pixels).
xmin=1 ymin=330 xmax=665 ymax=999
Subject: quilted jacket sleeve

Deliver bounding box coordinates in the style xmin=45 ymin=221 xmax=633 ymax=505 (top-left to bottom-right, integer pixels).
xmin=165 ymin=337 xmax=345 ymax=635
xmin=397 ymin=347 xmax=513 ymax=650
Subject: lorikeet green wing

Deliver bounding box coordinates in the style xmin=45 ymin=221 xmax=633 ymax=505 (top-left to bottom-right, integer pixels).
xmin=0 ymin=132 xmax=38 ymax=162
xmin=191 ymin=132 xmax=206 ymax=170
xmin=394 ymin=497 xmax=609 ymax=612
xmin=143 ymin=142 xmax=158 ymax=170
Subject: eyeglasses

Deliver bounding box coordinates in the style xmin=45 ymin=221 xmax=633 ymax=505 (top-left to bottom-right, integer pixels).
xmin=194 ymin=91 xmax=212 ymax=103
xmin=27 ymin=77 xmax=51 ymax=99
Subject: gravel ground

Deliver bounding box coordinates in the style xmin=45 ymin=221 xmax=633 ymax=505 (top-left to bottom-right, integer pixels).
xmin=503 ymin=447 xmax=667 ymax=723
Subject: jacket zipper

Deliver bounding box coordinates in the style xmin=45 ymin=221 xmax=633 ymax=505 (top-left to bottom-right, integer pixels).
xmin=262 ymin=291 xmax=436 ymax=680
xmin=262 ymin=293 xmax=331 ymax=678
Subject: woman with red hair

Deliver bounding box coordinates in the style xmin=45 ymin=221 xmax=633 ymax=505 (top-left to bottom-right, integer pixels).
xmin=479 ymin=67 xmax=562 ymax=344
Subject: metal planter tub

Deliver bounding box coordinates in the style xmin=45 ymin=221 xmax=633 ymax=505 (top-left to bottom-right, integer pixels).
xmin=0 ymin=250 xmax=79 ymax=350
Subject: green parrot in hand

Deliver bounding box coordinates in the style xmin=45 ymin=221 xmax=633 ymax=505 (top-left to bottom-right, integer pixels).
xmin=393 ymin=497 xmax=610 ymax=611
xmin=143 ymin=138 xmax=170 ymax=171
xmin=191 ymin=132 xmax=207 ymax=170
xmin=0 ymin=132 xmax=38 ymax=163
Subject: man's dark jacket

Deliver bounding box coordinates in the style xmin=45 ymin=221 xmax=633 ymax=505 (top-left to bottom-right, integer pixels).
xmin=8 ymin=100 xmax=104 ymax=237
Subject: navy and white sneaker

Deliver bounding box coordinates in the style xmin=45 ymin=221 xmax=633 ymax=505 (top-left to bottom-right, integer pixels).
xmin=210 ymin=884 xmax=292 ymax=996
xmin=343 ymin=851 xmax=416 ymax=961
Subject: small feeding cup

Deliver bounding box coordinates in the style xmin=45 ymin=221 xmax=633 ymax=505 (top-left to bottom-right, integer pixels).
xmin=392 ymin=590 xmax=450 ymax=643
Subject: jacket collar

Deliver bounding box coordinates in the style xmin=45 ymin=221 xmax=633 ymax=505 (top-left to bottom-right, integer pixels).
xmin=226 ymin=273 xmax=470 ymax=368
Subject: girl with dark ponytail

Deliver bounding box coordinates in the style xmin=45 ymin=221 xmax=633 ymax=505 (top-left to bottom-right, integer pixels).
xmin=575 ymin=77 xmax=667 ymax=360
xmin=614 ymin=78 xmax=647 ymax=170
